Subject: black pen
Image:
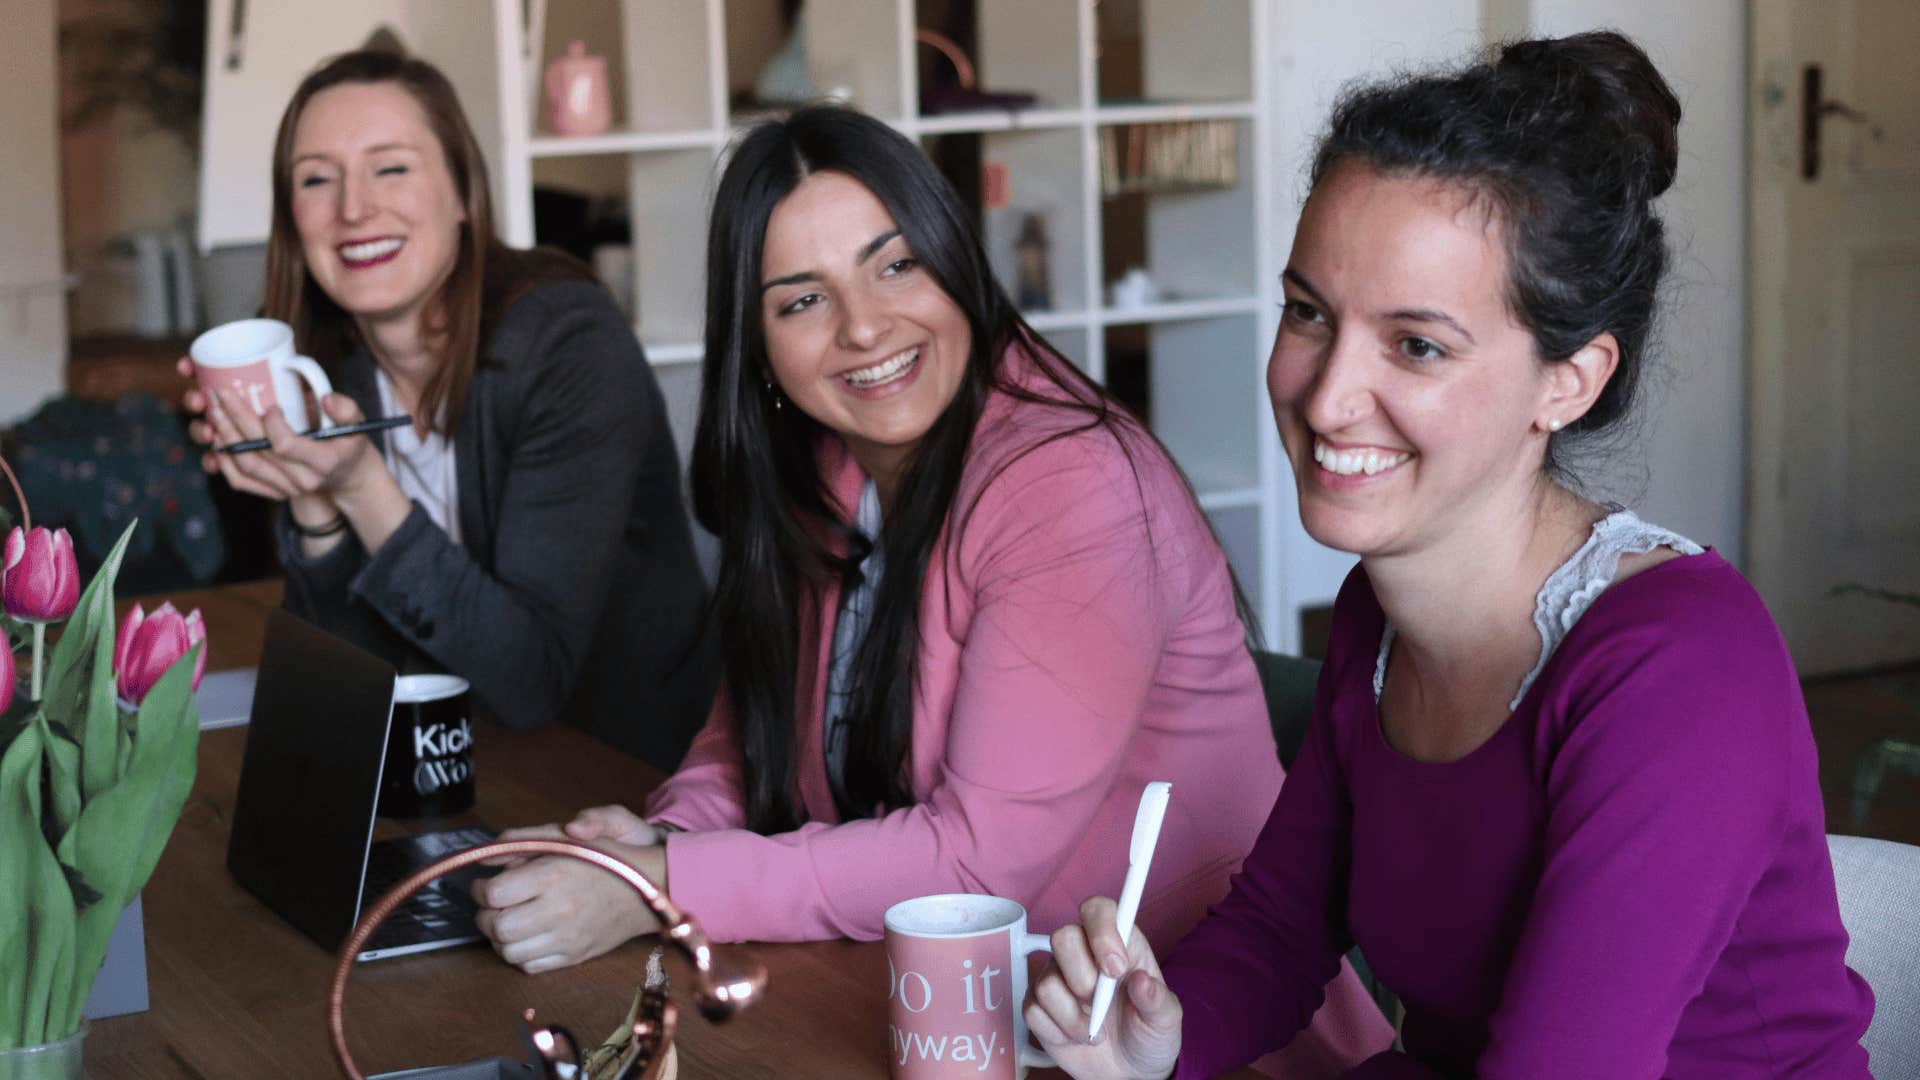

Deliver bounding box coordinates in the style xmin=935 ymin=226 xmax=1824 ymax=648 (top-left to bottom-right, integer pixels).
xmin=217 ymin=415 xmax=414 ymax=454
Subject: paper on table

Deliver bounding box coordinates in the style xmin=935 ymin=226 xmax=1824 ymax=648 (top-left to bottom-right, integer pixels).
xmin=194 ymin=668 xmax=257 ymax=729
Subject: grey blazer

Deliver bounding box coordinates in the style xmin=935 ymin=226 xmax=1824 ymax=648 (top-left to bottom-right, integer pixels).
xmin=277 ymin=279 xmax=716 ymax=769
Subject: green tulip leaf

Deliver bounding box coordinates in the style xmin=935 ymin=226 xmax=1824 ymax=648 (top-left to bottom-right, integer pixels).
xmin=55 ymin=643 xmax=198 ymax=1022
xmin=0 ymin=723 xmax=46 ymax=1046
xmin=0 ymin=720 xmax=78 ymax=1048
xmin=41 ymin=520 xmax=137 ymax=803
xmin=33 ymin=712 xmax=81 ymax=849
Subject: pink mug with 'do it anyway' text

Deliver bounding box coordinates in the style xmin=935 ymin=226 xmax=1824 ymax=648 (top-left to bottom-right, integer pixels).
xmin=883 ymin=894 xmax=1059 ymax=1080
xmin=189 ymin=318 xmax=335 ymax=433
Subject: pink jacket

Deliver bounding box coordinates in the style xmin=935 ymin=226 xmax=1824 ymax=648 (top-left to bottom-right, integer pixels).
xmin=646 ymin=345 xmax=1389 ymax=1068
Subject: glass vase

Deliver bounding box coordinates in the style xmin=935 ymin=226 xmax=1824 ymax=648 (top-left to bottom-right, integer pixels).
xmin=0 ymin=1025 xmax=86 ymax=1080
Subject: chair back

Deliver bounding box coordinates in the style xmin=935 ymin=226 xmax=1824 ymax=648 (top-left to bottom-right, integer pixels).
xmin=1252 ymin=650 xmax=1321 ymax=770
xmin=1827 ymin=833 xmax=1920 ymax=1078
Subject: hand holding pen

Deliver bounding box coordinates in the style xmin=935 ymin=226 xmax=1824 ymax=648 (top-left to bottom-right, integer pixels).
xmin=1024 ymin=782 xmax=1185 ymax=1079
xmin=217 ymin=414 xmax=413 ymax=454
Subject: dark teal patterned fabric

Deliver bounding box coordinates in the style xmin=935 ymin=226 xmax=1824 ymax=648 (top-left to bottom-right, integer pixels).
xmin=7 ymin=393 xmax=223 ymax=583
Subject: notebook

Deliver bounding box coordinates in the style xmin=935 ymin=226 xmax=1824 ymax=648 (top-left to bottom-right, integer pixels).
xmin=226 ymin=608 xmax=495 ymax=962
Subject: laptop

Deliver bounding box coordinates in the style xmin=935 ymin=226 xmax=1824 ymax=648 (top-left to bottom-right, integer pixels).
xmin=227 ymin=608 xmax=496 ymax=962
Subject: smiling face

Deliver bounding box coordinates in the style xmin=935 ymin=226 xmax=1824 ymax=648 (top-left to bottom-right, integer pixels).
xmin=288 ymin=81 xmax=467 ymax=332
xmin=757 ymin=170 xmax=973 ymax=490
xmin=1268 ymin=160 xmax=1565 ymax=559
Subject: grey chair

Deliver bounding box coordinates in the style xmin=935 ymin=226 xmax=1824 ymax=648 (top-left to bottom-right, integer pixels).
xmin=1828 ymin=833 xmax=1920 ymax=1079
xmin=1251 ymin=649 xmax=1320 ymax=770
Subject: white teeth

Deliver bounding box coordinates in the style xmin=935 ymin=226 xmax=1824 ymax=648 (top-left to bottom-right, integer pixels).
xmin=1312 ymin=437 xmax=1410 ymax=476
xmin=843 ymin=347 xmax=919 ymax=388
xmin=340 ymin=238 xmax=403 ymax=263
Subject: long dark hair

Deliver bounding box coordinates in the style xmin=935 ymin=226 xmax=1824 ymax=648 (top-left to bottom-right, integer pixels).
xmin=266 ymin=48 xmax=590 ymax=436
xmin=1311 ymin=31 xmax=1681 ymax=475
xmin=692 ymin=105 xmax=1168 ymax=832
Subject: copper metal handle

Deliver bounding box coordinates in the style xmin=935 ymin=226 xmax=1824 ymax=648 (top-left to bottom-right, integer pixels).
xmin=327 ymin=838 xmax=766 ymax=1079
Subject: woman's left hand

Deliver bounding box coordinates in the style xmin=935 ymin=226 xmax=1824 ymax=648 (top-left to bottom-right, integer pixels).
xmin=203 ymin=387 xmax=385 ymax=503
xmin=470 ymin=829 xmax=667 ymax=973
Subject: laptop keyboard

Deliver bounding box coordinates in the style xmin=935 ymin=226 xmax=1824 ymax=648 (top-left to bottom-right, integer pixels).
xmin=361 ymin=825 xmax=497 ymax=956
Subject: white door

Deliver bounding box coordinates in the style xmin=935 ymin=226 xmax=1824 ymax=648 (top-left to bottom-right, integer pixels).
xmin=1749 ymin=0 xmax=1920 ymax=676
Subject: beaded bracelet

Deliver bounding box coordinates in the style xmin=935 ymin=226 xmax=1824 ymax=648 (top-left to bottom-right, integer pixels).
xmin=292 ymin=513 xmax=349 ymax=539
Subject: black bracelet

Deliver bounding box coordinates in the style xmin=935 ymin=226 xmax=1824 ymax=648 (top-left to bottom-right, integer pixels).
xmin=291 ymin=512 xmax=349 ymax=539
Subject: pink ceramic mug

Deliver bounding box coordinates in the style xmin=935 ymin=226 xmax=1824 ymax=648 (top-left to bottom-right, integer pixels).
xmin=189 ymin=318 xmax=335 ymax=433
xmin=883 ymin=894 xmax=1059 ymax=1080
xmin=544 ymin=40 xmax=612 ymax=136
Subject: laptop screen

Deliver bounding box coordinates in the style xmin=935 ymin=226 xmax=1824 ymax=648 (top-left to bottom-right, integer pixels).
xmin=226 ymin=608 xmax=396 ymax=951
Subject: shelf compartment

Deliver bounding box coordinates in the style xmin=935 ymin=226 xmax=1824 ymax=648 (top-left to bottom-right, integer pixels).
xmin=627 ymin=149 xmax=718 ymax=347
xmin=1097 ymin=0 xmax=1254 ymax=107
xmin=1108 ymin=314 xmax=1262 ymax=497
xmin=978 ymin=127 xmax=1090 ymax=316
xmin=804 ymin=0 xmax=907 ymax=122
xmin=1034 ymin=326 xmax=1092 ymax=376
xmin=1098 ymin=117 xmax=1257 ymax=306
xmin=1206 ymin=501 xmax=1264 ymax=617
xmin=530 ymin=1 xmax=715 ymax=140
xmin=619 ymin=0 xmax=718 ymax=133
xmin=966 ymin=0 xmax=1083 ymax=113
xmin=651 ymin=360 xmax=705 ymax=475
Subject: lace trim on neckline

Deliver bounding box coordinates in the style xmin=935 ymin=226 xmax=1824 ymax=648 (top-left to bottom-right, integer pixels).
xmin=1371 ymin=509 xmax=1704 ymax=710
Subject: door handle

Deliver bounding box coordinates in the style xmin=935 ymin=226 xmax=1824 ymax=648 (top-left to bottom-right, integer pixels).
xmin=1802 ymin=63 xmax=1884 ymax=180
xmin=225 ymin=0 xmax=248 ymax=72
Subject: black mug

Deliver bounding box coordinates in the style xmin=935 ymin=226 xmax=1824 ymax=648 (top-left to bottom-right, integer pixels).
xmin=380 ymin=674 xmax=475 ymax=819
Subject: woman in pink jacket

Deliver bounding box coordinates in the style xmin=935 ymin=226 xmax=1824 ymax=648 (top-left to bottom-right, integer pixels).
xmin=472 ymin=104 xmax=1388 ymax=1072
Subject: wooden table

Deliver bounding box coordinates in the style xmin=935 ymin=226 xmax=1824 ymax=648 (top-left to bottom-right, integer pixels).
xmin=87 ymin=579 xmax=898 ymax=1079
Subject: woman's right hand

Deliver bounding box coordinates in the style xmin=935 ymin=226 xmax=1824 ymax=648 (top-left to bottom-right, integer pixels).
xmin=1026 ymin=896 xmax=1184 ymax=1080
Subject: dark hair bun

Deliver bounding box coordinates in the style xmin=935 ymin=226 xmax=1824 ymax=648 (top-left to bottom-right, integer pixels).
xmin=1496 ymin=31 xmax=1682 ymax=204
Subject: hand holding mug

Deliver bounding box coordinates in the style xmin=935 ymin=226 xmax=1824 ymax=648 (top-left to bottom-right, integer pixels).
xmin=1025 ymin=896 xmax=1183 ymax=1080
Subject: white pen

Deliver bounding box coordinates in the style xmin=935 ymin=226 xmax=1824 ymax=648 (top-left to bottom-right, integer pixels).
xmin=1087 ymin=780 xmax=1173 ymax=1041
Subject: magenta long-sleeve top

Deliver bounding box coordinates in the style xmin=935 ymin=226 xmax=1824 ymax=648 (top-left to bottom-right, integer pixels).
xmin=1165 ymin=554 xmax=1873 ymax=1079
xmin=645 ymin=343 xmax=1393 ymax=1073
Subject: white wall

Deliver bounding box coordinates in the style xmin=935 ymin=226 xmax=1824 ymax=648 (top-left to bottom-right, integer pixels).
xmin=1528 ymin=0 xmax=1747 ymax=564
xmin=0 ymin=0 xmax=68 ymax=425
xmin=1266 ymin=1 xmax=1748 ymax=634
xmin=1265 ymin=0 xmax=1485 ymax=636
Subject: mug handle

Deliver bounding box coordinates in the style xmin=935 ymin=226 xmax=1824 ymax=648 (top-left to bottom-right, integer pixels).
xmin=284 ymin=354 xmax=337 ymax=429
xmin=1015 ymin=930 xmax=1058 ymax=1071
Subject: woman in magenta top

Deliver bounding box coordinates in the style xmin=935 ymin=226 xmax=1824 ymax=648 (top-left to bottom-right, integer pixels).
xmin=1028 ymin=32 xmax=1873 ymax=1078
xmin=471 ymin=104 xmax=1390 ymax=1072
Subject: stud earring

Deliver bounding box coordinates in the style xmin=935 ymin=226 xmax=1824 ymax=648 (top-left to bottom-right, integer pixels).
xmin=1546 ymin=417 xmax=1563 ymax=432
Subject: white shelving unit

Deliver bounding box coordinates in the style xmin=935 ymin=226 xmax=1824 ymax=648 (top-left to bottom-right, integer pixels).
xmin=485 ymin=0 xmax=1289 ymax=647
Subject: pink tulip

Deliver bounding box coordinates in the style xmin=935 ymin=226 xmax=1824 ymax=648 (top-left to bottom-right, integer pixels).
xmin=1 ymin=634 xmax=13 ymax=714
xmin=3 ymin=526 xmax=80 ymax=623
xmin=114 ymin=602 xmax=207 ymax=706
